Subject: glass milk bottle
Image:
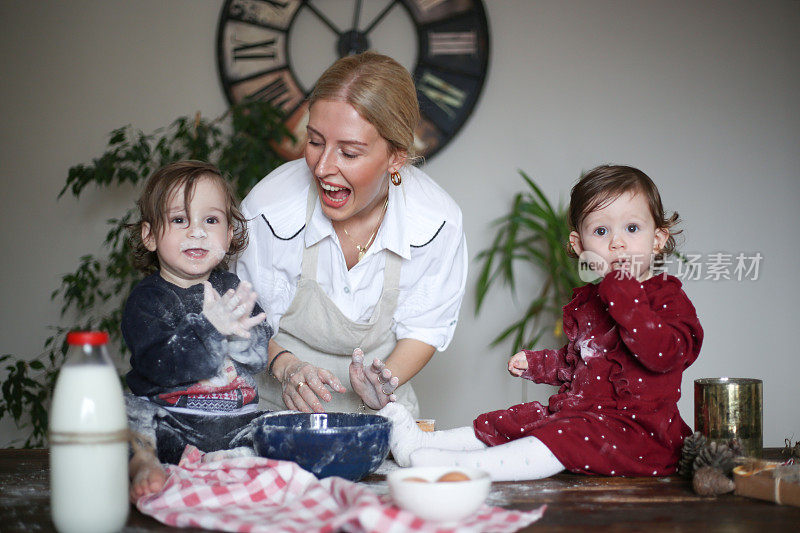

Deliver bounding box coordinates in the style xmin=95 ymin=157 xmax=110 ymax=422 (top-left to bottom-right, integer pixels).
xmin=49 ymin=331 xmax=129 ymax=533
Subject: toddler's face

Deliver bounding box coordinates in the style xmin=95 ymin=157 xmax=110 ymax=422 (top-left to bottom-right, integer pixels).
xmin=569 ymin=190 xmax=668 ymax=282
xmin=143 ymin=176 xmax=233 ymax=288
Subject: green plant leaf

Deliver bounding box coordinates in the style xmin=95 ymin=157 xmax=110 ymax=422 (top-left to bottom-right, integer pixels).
xmin=475 ymin=171 xmax=579 ymax=353
xmin=519 ymin=171 xmax=557 ymax=215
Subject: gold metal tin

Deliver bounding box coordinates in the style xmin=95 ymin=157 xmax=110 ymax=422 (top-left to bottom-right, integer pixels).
xmin=694 ymin=377 xmax=763 ymax=458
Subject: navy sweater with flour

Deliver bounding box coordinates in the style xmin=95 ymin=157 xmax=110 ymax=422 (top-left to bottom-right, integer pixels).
xmin=122 ymin=269 xmax=272 ymax=411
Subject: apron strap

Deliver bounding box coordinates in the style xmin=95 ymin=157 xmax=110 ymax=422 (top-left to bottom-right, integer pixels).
xmin=383 ymin=251 xmax=401 ymax=293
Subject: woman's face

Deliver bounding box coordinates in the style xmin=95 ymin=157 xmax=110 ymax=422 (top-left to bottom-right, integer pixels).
xmin=304 ymin=99 xmax=405 ymax=223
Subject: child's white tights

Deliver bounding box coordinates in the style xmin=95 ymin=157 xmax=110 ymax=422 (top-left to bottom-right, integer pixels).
xmin=378 ymin=403 xmax=564 ymax=481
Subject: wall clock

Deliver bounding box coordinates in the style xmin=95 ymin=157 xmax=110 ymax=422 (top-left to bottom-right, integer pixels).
xmin=217 ymin=0 xmax=490 ymax=161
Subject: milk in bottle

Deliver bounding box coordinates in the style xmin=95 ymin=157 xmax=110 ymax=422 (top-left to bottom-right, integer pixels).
xmin=49 ymin=331 xmax=129 ymax=533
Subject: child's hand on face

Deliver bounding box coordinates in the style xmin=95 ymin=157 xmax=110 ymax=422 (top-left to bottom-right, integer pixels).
xmin=607 ymin=257 xmax=639 ymax=281
xmin=202 ymin=280 xmax=266 ymax=338
xmin=611 ymin=256 xmax=633 ymax=277
xmin=508 ymin=351 xmax=529 ymax=377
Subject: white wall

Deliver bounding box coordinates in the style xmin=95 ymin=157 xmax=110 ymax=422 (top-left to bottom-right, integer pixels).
xmin=1 ymin=0 xmax=798 ymax=447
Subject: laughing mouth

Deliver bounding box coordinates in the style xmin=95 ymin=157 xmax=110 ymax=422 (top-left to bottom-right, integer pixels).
xmin=319 ymin=179 xmax=351 ymax=203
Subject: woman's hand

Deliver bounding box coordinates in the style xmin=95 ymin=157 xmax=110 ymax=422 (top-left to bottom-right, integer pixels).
xmin=508 ymin=350 xmax=529 ymax=377
xmin=349 ymin=348 xmax=399 ymax=410
xmin=279 ymin=360 xmax=346 ymax=413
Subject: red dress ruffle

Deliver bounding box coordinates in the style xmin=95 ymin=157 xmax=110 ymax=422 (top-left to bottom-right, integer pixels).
xmin=473 ymin=272 xmax=703 ymax=476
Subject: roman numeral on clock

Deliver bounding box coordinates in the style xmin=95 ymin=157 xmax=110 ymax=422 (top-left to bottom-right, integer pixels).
xmin=233 ymin=38 xmax=277 ymax=60
xmin=429 ymin=31 xmax=477 ymax=55
xmin=248 ymin=76 xmax=291 ymax=107
xmin=415 ymin=0 xmax=448 ymax=11
xmin=228 ymin=0 xmax=298 ymax=30
xmin=418 ymin=71 xmax=466 ymax=119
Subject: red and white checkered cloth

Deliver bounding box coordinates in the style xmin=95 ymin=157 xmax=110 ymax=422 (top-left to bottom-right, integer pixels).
xmin=137 ymin=446 xmax=545 ymax=533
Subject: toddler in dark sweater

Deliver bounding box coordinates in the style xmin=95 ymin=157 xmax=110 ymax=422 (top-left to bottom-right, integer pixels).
xmin=123 ymin=160 xmax=271 ymax=501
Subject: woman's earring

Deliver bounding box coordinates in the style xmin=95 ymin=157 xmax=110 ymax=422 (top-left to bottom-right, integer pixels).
xmin=390 ymin=171 xmax=402 ymax=186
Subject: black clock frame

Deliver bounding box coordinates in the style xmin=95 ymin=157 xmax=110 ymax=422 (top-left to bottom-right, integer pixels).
xmin=216 ymin=0 xmax=490 ymax=161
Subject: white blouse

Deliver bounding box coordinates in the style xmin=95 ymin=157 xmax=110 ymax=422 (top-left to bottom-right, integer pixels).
xmin=234 ymin=159 xmax=468 ymax=351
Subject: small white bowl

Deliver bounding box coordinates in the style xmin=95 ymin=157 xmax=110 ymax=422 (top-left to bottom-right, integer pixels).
xmin=387 ymin=466 xmax=491 ymax=522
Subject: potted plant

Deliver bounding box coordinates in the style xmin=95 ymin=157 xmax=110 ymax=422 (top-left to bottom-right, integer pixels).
xmin=475 ymin=171 xmax=582 ymax=353
xmin=0 ymin=101 xmax=290 ymax=447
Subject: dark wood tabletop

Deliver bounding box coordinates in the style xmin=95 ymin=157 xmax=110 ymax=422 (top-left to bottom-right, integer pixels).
xmin=1 ymin=448 xmax=797 ymax=532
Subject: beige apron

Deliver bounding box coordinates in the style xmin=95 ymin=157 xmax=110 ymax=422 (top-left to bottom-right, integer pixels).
xmin=257 ymin=188 xmax=420 ymax=417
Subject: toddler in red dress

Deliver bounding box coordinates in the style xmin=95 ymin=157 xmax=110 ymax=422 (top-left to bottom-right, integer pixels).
xmin=379 ymin=165 xmax=703 ymax=480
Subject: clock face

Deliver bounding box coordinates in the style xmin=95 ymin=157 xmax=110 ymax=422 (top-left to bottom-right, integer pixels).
xmin=217 ymin=0 xmax=490 ymax=161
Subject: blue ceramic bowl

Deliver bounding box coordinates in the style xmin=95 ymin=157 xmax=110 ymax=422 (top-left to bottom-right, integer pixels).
xmin=253 ymin=412 xmax=390 ymax=481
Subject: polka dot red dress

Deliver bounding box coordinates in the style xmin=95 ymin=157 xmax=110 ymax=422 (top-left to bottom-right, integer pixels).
xmin=474 ymin=272 xmax=703 ymax=476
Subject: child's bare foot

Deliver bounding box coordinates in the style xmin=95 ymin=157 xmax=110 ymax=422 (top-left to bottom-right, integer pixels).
xmin=129 ymin=449 xmax=167 ymax=503
xmin=349 ymin=348 xmax=398 ymax=410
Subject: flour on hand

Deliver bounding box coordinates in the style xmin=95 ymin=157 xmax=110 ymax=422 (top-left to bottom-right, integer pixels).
xmin=578 ymin=339 xmax=599 ymax=361
xmin=202 ymin=280 xmax=266 ymax=338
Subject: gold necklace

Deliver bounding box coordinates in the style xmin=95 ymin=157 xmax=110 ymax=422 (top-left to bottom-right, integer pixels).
xmin=342 ymin=197 xmax=389 ymax=262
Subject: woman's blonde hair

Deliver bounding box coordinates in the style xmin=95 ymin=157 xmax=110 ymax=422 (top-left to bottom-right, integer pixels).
xmin=309 ymin=51 xmax=420 ymax=162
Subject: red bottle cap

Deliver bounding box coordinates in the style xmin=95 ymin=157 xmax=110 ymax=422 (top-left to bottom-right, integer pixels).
xmin=66 ymin=331 xmax=109 ymax=346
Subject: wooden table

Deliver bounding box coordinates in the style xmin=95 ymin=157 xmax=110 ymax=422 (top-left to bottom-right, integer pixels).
xmin=1 ymin=448 xmax=797 ymax=532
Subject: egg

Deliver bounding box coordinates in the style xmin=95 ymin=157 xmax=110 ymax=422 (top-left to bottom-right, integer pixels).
xmin=403 ymin=476 xmax=429 ymax=483
xmin=436 ymin=471 xmax=471 ymax=482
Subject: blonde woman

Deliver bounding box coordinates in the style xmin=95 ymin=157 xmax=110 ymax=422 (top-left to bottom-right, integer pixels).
xmin=236 ymin=52 xmax=467 ymax=417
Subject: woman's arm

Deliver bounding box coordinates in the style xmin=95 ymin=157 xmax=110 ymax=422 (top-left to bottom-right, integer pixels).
xmin=348 ymin=182 xmax=467 ymax=409
xmin=384 ymin=338 xmax=436 ymax=385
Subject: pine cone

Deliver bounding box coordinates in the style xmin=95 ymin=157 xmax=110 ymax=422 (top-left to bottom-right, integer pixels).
xmin=692 ymin=466 xmax=735 ymax=496
xmin=782 ymin=438 xmax=800 ymax=460
xmin=727 ymin=438 xmax=744 ymax=458
xmin=678 ymin=432 xmax=707 ymax=478
xmin=693 ymin=441 xmax=737 ymax=476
